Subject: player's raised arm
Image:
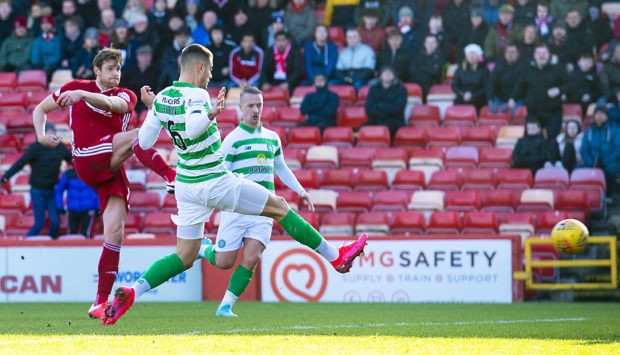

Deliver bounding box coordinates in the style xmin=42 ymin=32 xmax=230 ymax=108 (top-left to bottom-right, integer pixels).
xmin=32 ymin=94 xmax=61 ymax=147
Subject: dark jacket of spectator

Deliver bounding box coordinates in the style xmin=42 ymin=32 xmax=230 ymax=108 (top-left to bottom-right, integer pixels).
xmin=484 ymin=21 xmax=521 ymax=61
xmin=71 ymin=45 xmax=98 ymax=80
xmin=443 ymin=0 xmax=472 ymax=43
xmin=457 ymin=19 xmax=490 ymax=63
xmin=261 ymin=43 xmax=303 ymax=91
xmin=591 ymin=11 xmax=613 ymax=49
xmin=283 ymin=0 xmax=317 ymax=44
xmin=452 ymin=62 xmax=488 ymax=109
xmin=204 ymin=0 xmax=238 ymax=26
xmin=514 ymin=0 xmax=536 ymax=26
xmin=121 ymin=66 xmax=159 ymax=112
xmin=511 ymin=62 xmax=570 ymax=114
xmin=377 ymin=45 xmax=410 ymax=83
xmin=599 ymin=55 xmax=620 ymax=101
xmin=62 ymin=32 xmax=82 ymax=67
xmin=1 ymin=142 xmax=72 ymax=190
xmin=409 ymin=48 xmax=445 ymax=96
xmin=0 ymin=11 xmax=15 ymax=46
xmin=550 ymin=0 xmax=588 ymax=22
xmin=229 ymin=45 xmax=264 ymax=87
xmin=512 ymin=128 xmax=557 ymax=174
xmin=392 ymin=0 xmax=436 ymax=30
xmin=565 ymin=22 xmax=595 ymax=62
xmin=55 ymin=168 xmax=99 ymax=213
xmin=356 ymin=0 xmax=392 ymax=27
xmin=486 ymin=58 xmax=526 ymax=102
xmin=248 ymin=2 xmax=275 ymax=38
xmin=300 ymin=87 xmax=339 ymax=130
xmin=566 ymin=67 xmax=599 ymax=109
xmin=209 ymin=39 xmax=236 ymax=83
xmin=365 ymin=79 xmax=408 ymax=137
xmin=0 ymin=31 xmax=32 ymax=71
xmin=304 ymin=40 xmax=338 ymax=81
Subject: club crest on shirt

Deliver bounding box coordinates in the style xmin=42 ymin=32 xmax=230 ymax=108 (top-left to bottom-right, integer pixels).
xmin=256 ymin=153 xmax=267 ymax=164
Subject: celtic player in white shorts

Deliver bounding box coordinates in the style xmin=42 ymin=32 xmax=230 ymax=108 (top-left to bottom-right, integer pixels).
xmin=102 ymin=44 xmax=367 ymax=325
xmin=197 ymin=86 xmax=314 ymax=317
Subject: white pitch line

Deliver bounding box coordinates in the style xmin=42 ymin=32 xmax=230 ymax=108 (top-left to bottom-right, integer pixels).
xmin=174 ymin=317 xmax=588 ymax=335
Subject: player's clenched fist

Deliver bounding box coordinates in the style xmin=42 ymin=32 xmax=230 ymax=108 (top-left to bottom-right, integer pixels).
xmin=38 ymin=134 xmax=61 ymax=148
xmin=208 ymin=87 xmax=226 ymax=120
xmin=57 ymin=90 xmax=84 ymax=107
xmin=141 ymin=85 xmax=155 ymax=109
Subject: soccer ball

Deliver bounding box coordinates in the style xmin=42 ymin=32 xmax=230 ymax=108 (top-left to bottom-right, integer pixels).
xmin=551 ymin=219 xmax=590 ymax=254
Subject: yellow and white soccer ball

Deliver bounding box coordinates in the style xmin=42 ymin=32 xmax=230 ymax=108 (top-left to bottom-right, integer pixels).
xmin=551 ymin=219 xmax=590 ymax=254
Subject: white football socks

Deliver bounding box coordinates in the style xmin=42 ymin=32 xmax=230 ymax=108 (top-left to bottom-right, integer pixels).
xmin=220 ymin=290 xmax=239 ymax=308
xmin=316 ymin=240 xmax=339 ymax=262
xmin=132 ymin=278 xmax=152 ymax=299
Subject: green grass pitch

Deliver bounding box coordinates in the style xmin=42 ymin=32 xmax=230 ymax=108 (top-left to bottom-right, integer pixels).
xmin=0 ymin=302 xmax=619 ymax=353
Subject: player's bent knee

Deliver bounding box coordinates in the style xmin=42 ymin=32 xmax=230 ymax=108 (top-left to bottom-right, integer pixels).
xmin=215 ymin=253 xmax=237 ymax=269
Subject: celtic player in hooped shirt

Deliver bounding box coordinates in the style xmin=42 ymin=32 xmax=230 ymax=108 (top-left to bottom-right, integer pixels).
xmin=102 ymin=44 xmax=367 ymax=325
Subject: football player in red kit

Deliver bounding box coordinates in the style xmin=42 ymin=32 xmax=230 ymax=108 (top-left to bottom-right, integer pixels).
xmin=32 ymin=48 xmax=176 ymax=319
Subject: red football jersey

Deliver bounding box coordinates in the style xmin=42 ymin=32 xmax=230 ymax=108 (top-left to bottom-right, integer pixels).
xmin=52 ymin=80 xmax=137 ymax=151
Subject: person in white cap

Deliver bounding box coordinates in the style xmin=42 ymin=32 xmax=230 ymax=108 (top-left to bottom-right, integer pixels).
xmin=451 ymin=43 xmax=488 ymax=110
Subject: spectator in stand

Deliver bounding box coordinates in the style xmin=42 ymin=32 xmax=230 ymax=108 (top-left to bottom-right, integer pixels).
xmin=324 ymin=0 xmax=360 ymax=30
xmin=263 ymin=11 xmax=286 ymax=49
xmin=159 ymin=27 xmax=192 ymax=90
xmin=192 ymin=10 xmax=217 ymax=46
xmin=261 ymin=31 xmax=303 ymax=94
xmin=396 ymin=6 xmax=419 ymax=53
xmin=300 ymin=74 xmax=339 ymax=132
xmin=76 ymin=0 xmax=99 ymax=29
xmin=512 ymin=118 xmax=559 ymax=174
xmin=482 ymin=0 xmax=502 ymax=27
xmin=547 ymin=22 xmax=573 ymax=66
xmin=443 ymin=0 xmax=472 ymax=45
xmin=0 ymin=16 xmax=32 ymax=72
xmin=409 ymin=35 xmax=445 ymax=98
xmin=0 ymin=0 xmax=15 ymax=47
xmin=249 ymin=0 xmax=277 ymax=39
xmin=581 ymin=105 xmax=620 ymax=198
xmin=208 ymin=25 xmax=235 ymax=89
xmin=149 ymin=0 xmax=171 ymax=35
xmin=484 ymin=4 xmax=521 ymax=62
xmin=457 ymin=8 xmax=490 ymax=63
xmin=205 ymin=0 xmax=238 ymax=26
xmin=27 ymin=2 xmax=45 ymax=37
xmin=99 ymin=8 xmax=116 ymax=44
xmin=71 ymin=27 xmax=100 ymax=80
xmin=564 ymin=9 xmax=595 ymax=64
xmin=510 ymin=43 xmax=571 ymax=140
xmin=600 ymin=44 xmax=620 ymax=109
xmin=121 ymin=45 xmax=158 ymax=113
xmin=335 ymin=28 xmax=375 ymax=92
xmin=356 ymin=9 xmax=385 ymax=53
xmin=590 ymin=5 xmax=612 ymax=50
xmin=184 ymin=0 xmax=200 ymax=32
xmin=110 ymin=19 xmax=133 ymax=69
xmin=486 ymin=44 xmax=525 ymax=114
xmin=31 ymin=15 xmax=62 ymax=79
xmin=226 ymin=7 xmax=253 ymax=45
xmin=534 ymin=0 xmax=553 ymax=40
xmin=356 ymin=0 xmax=392 ymax=28
xmin=55 ymin=165 xmax=100 ymax=236
xmin=550 ymin=0 xmax=587 ymax=22
xmin=392 ymin=0 xmax=435 ymax=32
xmin=566 ymin=53 xmax=599 ymax=113
xmin=422 ymin=15 xmax=450 ymax=56
xmin=514 ymin=0 xmax=536 ymax=26
xmin=229 ymin=32 xmax=264 ymax=87
xmin=365 ymin=66 xmax=408 ymax=138
xmin=56 ymin=0 xmax=84 ymax=32
xmin=548 ymin=119 xmax=582 ymax=172
xmin=304 ymin=24 xmax=339 ymax=83
xmin=377 ymin=30 xmax=410 ymax=83
xmin=452 ymin=43 xmax=488 ymax=110
xmin=130 ymin=13 xmax=159 ymax=59
xmin=0 ymin=123 xmax=72 ymax=239
xmin=163 ymin=15 xmax=187 ymax=51
xmin=511 ymin=23 xmax=538 ymax=62
xmin=284 ymin=0 xmax=317 ymax=45
xmin=60 ymin=16 xmax=82 ymax=69
xmin=123 ymin=0 xmax=147 ymax=28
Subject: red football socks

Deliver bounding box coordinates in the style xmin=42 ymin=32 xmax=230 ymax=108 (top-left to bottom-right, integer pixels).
xmin=95 ymin=242 xmax=121 ymax=305
xmin=132 ymin=139 xmax=176 ymax=182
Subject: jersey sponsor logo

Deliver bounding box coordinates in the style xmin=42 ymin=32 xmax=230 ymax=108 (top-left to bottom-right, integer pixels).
xmin=249 ymin=166 xmax=272 ymax=174
xmin=160 ymin=96 xmax=182 ymax=105
xmin=0 ymin=275 xmax=62 ymax=294
xmin=187 ymin=99 xmax=205 ymax=107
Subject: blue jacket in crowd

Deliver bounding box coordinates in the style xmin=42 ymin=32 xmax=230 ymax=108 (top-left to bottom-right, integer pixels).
xmin=31 ymin=34 xmax=62 ymax=68
xmin=581 ymin=122 xmax=620 ymax=175
xmin=304 ymin=40 xmax=338 ymax=80
xmin=55 ymin=169 xmax=100 ymax=212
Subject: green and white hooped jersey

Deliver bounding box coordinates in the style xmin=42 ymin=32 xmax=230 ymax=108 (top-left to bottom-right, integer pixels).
xmin=221 ymin=122 xmax=282 ymax=191
xmin=153 ymin=81 xmax=227 ymax=183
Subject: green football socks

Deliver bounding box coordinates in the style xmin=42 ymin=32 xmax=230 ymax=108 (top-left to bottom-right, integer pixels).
xmin=133 ymin=253 xmax=186 ymax=298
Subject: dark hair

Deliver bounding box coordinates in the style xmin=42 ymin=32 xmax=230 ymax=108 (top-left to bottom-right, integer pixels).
xmin=240 ymin=86 xmax=262 ymax=102
xmin=180 ymin=43 xmax=213 ymax=68
xmin=315 ymin=23 xmax=328 ymax=32
xmin=274 ymin=31 xmax=290 ymax=40
xmin=534 ymin=43 xmax=549 ymax=51
xmin=388 ymin=29 xmax=403 ymax=38
xmin=64 ymin=15 xmax=79 ymax=27
xmin=210 ymin=24 xmax=224 ymax=34
xmin=537 ymin=1 xmax=549 ymax=9
xmin=93 ymin=47 xmax=122 ymax=69
xmin=241 ymin=32 xmax=255 ymax=41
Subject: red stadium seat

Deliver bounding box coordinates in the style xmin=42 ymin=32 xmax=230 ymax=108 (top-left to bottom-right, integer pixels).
xmin=372 ymin=147 xmax=408 ymax=170
xmin=443 ymin=105 xmax=477 ymax=126
xmin=0 ymin=72 xmax=17 ymax=90
xmin=328 ymin=26 xmax=345 ymax=46
xmin=357 ymin=125 xmax=391 ymax=147
xmin=479 ymin=148 xmax=512 ymax=168
xmin=427 ymin=211 xmax=461 ymax=235
xmin=262 ymin=87 xmax=290 ymax=106
xmin=408 ymin=147 xmax=444 ymax=168
xmin=215 ymin=108 xmax=239 ymax=128
xmin=260 ymin=107 xmax=276 ymax=125
xmin=534 ymin=167 xmax=569 ymax=190
xmin=0 ymin=194 xmax=27 ymax=215
xmin=0 ymin=134 xmax=21 ymax=153
xmin=444 ymin=146 xmax=479 ymax=168
xmin=403 ymin=83 xmax=423 ymax=103
xmin=0 ymin=109 xmax=24 ymax=126
xmin=336 ymin=191 xmax=372 ymax=212
xmin=462 ymin=211 xmax=498 ymax=234
xmin=338 ymin=147 xmax=374 ymax=168
xmin=275 ymin=107 xmax=304 ymax=127
xmin=569 ymin=168 xmax=606 ymax=193
xmin=408 ymin=105 xmax=440 ymax=126
xmin=555 ymin=190 xmax=589 ymax=212
xmin=319 ymin=212 xmax=355 ymax=235
xmin=394 ymin=127 xmax=427 ymax=147
xmin=161 ymin=194 xmax=177 ymax=213
xmin=391 ymin=170 xmax=426 ymax=190
xmin=305 ymin=146 xmax=338 ymax=168
xmin=124 ymin=213 xmax=143 ymax=234
xmin=6 ymin=215 xmax=35 ymax=235
xmin=390 ymin=211 xmax=425 ymax=235
xmin=284 ymin=148 xmax=305 ymax=169
xmin=6 ymin=113 xmax=34 ymax=133
xmin=355 ymin=169 xmax=389 ymax=191
xmin=293 ymin=169 xmax=320 ymax=190
xmin=321 ymin=169 xmax=354 ymax=191
xmin=428 ymin=170 xmax=462 ymax=191
xmin=128 ymin=192 xmax=161 ymax=212
xmin=143 ymin=212 xmax=175 ymax=235
xmin=461 ymin=169 xmax=497 ymax=190
xmin=562 ymin=103 xmax=582 ymax=120
xmin=498 ymin=212 xmax=536 ymax=236
xmin=426 ymin=127 xmax=461 ymax=147
xmin=512 ymin=105 xmax=528 ymax=125
xmin=339 ymin=106 xmax=368 ymax=128
xmin=0 ymin=92 xmax=27 ymax=110
xmin=269 ymin=126 xmax=287 ymax=146
xmin=277 ymin=189 xmax=300 ymax=211
xmin=479 ymin=106 xmax=510 ymax=125
xmin=330 ymin=85 xmax=356 ymax=106
xmin=427 ymin=84 xmax=455 ymax=101
xmin=126 ymin=169 xmax=147 ymax=191
xmin=290 ymin=86 xmax=315 ymax=106
xmin=16 ymin=70 xmax=47 ymax=91
xmin=322 ymin=127 xmax=354 ymax=147
xmin=445 ymin=190 xmax=480 ymax=212
xmin=461 ymin=126 xmax=496 ymax=147
xmin=356 ymin=212 xmax=390 ymax=235
xmin=372 ymin=190 xmax=411 ymax=211
xmin=517 ymin=189 xmax=554 ymax=212
xmin=356 ymin=85 xmax=370 ymax=105
xmin=497 ymin=169 xmax=533 ymax=189
xmin=480 ymin=190 xmax=520 ymax=212
xmin=298 ymin=211 xmax=320 ymax=230
xmin=26 ymin=91 xmax=52 ymax=110
xmin=536 ymin=211 xmax=569 ymax=235
xmin=288 ymin=127 xmax=321 ymax=148
xmin=46 ymin=109 xmax=70 ymax=125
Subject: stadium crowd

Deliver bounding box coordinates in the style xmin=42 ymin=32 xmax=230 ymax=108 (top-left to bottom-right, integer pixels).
xmin=1 ymin=0 xmax=620 ymax=238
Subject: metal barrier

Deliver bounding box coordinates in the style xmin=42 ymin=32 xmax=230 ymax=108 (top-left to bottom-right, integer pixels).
xmin=513 ymin=237 xmax=618 ymax=290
